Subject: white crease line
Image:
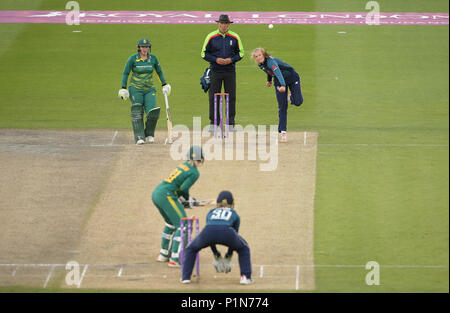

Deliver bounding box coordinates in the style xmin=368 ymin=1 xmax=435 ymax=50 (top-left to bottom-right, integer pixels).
xmin=0 ymin=264 xmax=66 ymax=267
xmin=0 ymin=263 xmax=447 ymax=270
xmin=77 ymin=265 xmax=88 ymax=288
xmin=259 ymin=265 xmax=264 ymax=278
xmin=11 ymin=267 xmax=17 ymax=277
xmin=255 ymin=264 xmax=448 ymax=269
xmin=110 ymin=130 xmax=118 ymax=146
xmin=309 ymin=264 xmax=448 ymax=269
xmin=43 ymin=265 xmax=55 ymax=288
xmin=319 ymin=143 xmax=448 ymax=147
xmin=304 ymin=132 xmax=307 ymax=145
xmin=1 ymin=263 xmax=448 ymax=268
xmin=295 ymin=265 xmax=300 ymax=290
xmin=117 ymin=266 xmax=123 ymax=277
xmin=0 ymin=142 xmax=127 ymax=148
xmin=0 ymin=273 xmax=171 ymax=279
xmin=90 ymin=144 xmax=127 ymax=147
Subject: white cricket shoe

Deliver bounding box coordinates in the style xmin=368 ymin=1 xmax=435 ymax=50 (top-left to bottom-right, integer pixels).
xmin=180 ymin=279 xmax=191 ymax=284
xmin=146 ymin=136 xmax=154 ymax=143
xmin=240 ymin=275 xmax=254 ymax=285
xmin=156 ymin=254 xmax=169 ymax=262
xmin=280 ymin=131 xmax=287 ymax=143
xmin=136 ymin=139 xmax=145 ymax=145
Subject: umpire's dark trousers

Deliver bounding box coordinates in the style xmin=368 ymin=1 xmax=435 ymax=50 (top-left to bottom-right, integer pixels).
xmin=209 ymin=70 xmax=236 ymax=126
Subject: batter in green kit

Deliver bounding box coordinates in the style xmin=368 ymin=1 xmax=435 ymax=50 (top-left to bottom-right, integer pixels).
xmin=118 ymin=38 xmax=172 ymax=144
xmin=152 ymin=146 xmax=205 ymax=267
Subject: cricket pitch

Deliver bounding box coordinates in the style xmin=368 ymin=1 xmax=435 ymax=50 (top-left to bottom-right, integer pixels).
xmin=0 ymin=129 xmax=318 ymax=291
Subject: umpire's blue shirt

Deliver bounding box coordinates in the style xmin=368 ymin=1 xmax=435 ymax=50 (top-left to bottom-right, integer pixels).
xmin=201 ymin=30 xmax=244 ymax=72
xmin=206 ymin=206 xmax=240 ymax=232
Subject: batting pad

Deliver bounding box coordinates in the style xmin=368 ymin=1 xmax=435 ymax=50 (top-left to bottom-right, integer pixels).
xmin=145 ymin=107 xmax=160 ymax=137
xmin=130 ymin=103 xmax=145 ymax=142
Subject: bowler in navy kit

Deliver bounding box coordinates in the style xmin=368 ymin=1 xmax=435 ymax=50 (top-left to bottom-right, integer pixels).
xmin=252 ymin=47 xmax=303 ymax=143
xmin=181 ymin=191 xmax=253 ymax=284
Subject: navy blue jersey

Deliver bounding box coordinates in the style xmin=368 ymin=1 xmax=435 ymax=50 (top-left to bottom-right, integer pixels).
xmin=258 ymin=56 xmax=297 ymax=86
xmin=206 ymin=206 xmax=240 ymax=232
xmin=201 ymin=30 xmax=244 ymax=72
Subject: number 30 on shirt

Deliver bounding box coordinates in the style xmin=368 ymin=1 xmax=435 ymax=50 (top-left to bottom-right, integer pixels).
xmin=210 ymin=208 xmax=232 ymax=221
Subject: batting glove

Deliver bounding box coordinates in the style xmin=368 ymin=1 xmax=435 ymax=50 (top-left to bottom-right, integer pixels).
xmin=179 ymin=196 xmax=197 ymax=209
xmin=118 ymin=88 xmax=129 ymax=100
xmin=162 ymin=84 xmax=171 ymax=96
xmin=179 ymin=196 xmax=188 ymax=207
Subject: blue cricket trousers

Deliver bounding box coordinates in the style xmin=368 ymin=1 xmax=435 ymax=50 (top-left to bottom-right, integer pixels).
xmin=275 ymin=72 xmax=303 ymax=132
xmin=181 ymin=225 xmax=252 ymax=280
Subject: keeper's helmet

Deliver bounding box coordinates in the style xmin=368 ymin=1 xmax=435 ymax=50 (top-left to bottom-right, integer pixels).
xmin=137 ymin=38 xmax=151 ymax=51
xmin=187 ymin=145 xmax=205 ymax=163
xmin=217 ymin=190 xmax=234 ymax=207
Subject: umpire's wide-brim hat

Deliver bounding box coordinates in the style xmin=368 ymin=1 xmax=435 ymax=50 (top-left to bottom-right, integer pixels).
xmin=216 ymin=14 xmax=233 ymax=23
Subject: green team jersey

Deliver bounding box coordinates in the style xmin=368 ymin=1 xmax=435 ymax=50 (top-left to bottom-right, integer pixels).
xmin=121 ymin=53 xmax=166 ymax=90
xmin=155 ymin=161 xmax=200 ymax=199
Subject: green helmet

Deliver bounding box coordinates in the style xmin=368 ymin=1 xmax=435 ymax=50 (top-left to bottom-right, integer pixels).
xmin=137 ymin=38 xmax=151 ymax=47
xmin=187 ymin=145 xmax=204 ymax=162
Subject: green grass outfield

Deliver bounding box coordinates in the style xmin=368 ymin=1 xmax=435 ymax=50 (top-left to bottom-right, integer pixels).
xmin=0 ymin=0 xmax=448 ymax=292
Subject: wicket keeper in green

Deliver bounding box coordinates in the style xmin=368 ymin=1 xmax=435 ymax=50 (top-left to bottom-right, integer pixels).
xmin=118 ymin=38 xmax=171 ymax=145
xmin=151 ymin=146 xmax=205 ymax=267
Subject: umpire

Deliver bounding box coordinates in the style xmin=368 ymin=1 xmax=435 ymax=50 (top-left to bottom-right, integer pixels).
xmin=181 ymin=190 xmax=253 ymax=285
xmin=201 ymin=14 xmax=244 ymax=131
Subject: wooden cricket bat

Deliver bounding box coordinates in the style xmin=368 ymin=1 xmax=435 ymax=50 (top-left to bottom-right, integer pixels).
xmin=195 ymin=199 xmax=216 ymax=206
xmin=164 ymin=93 xmax=173 ymax=144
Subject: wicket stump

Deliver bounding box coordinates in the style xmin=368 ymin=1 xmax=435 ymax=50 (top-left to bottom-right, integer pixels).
xmin=214 ymin=93 xmax=229 ymax=138
xmin=180 ymin=217 xmax=200 ymax=277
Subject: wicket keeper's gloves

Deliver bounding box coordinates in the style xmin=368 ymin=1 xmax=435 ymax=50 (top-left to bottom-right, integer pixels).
xmin=118 ymin=88 xmax=129 ymax=100
xmin=162 ymin=84 xmax=171 ymax=96
xmin=222 ymin=255 xmax=233 ymax=273
xmin=213 ymin=254 xmax=225 ymax=273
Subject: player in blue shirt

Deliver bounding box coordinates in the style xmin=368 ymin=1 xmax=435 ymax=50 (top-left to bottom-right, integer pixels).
xmin=252 ymin=47 xmax=303 ymax=143
xmin=180 ymin=190 xmax=253 ymax=285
